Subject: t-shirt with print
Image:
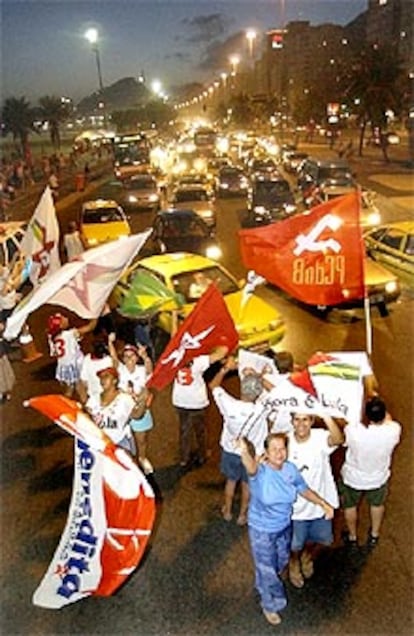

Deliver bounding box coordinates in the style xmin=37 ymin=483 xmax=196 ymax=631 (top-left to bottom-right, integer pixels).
xmin=172 ymin=355 xmax=210 ymax=409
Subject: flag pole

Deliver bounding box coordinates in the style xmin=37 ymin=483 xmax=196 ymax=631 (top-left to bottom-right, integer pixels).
xmin=364 ymin=296 xmax=373 ymax=355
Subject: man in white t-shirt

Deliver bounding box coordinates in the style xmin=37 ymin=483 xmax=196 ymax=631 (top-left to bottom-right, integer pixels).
xmin=172 ymin=345 xmax=228 ymax=471
xmin=340 ymin=396 xmax=401 ymax=548
xmin=287 ymin=412 xmax=343 ymax=587
xmin=78 ymin=340 xmax=113 ymax=404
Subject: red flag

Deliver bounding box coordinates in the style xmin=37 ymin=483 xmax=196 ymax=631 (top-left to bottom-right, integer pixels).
xmin=239 ymin=192 xmax=365 ymax=306
xmin=147 ymin=283 xmax=239 ymax=391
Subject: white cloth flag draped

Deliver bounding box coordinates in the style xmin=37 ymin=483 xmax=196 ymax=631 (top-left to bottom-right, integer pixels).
xmin=4 ymin=231 xmax=151 ymax=340
xmin=20 ymin=186 xmax=61 ymax=286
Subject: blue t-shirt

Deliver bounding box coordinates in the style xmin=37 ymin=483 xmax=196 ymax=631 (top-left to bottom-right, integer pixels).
xmin=248 ymin=461 xmax=308 ymax=533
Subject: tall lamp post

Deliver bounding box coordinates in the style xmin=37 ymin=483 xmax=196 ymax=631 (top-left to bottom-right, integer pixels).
xmin=84 ymin=28 xmax=104 ymax=92
xmin=246 ymin=29 xmax=257 ymax=60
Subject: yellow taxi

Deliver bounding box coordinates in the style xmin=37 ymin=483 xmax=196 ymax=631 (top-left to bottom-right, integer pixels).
xmin=79 ymin=199 xmax=131 ymax=249
xmin=111 ymin=252 xmax=286 ymax=352
xmin=364 ymin=221 xmax=414 ymax=287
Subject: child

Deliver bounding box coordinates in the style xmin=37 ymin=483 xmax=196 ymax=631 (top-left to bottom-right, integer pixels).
xmin=0 ymin=320 xmax=15 ymax=402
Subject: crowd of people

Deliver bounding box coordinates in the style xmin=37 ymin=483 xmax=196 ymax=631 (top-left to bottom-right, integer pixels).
xmin=0 ymin=283 xmax=402 ymax=626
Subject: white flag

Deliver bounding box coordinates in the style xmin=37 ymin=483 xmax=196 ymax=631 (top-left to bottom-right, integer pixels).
xmin=4 ymin=231 xmax=151 ymax=340
xmin=20 ymin=186 xmax=61 ymax=286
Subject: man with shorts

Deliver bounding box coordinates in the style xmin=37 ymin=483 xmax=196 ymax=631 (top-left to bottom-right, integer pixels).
xmin=288 ymin=412 xmax=344 ymax=587
xmin=340 ymin=396 xmax=401 ymax=548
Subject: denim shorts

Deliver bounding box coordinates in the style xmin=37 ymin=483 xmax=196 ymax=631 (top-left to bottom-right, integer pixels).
xmin=291 ymin=517 xmax=333 ymax=551
xmin=130 ymin=410 xmax=153 ymax=433
xmin=220 ymin=449 xmax=248 ymax=483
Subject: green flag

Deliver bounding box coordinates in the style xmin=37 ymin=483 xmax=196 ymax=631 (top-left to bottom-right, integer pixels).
xmin=119 ymin=269 xmax=184 ymax=318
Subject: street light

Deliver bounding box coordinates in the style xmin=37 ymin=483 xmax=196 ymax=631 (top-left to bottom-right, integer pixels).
xmin=229 ymin=54 xmax=240 ymax=75
xmin=246 ymin=29 xmax=257 ymax=58
xmin=84 ymin=28 xmax=104 ymax=92
xmin=151 ymin=79 xmax=162 ymax=96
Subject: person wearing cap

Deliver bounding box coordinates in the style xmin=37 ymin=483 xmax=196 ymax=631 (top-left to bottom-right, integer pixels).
xmin=238 ymin=432 xmax=334 ymax=626
xmin=108 ymin=335 xmax=154 ymax=475
xmin=47 ymin=313 xmax=97 ymax=397
xmin=209 ymin=356 xmax=269 ymax=526
xmin=172 ymin=345 xmax=229 ymax=472
xmin=85 ymin=365 xmax=142 ymax=455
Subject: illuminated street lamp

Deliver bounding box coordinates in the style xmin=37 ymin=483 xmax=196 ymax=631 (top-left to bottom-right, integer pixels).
xmin=246 ymin=29 xmax=257 ymax=58
xmin=84 ymin=28 xmax=104 ymax=92
xmin=229 ymin=54 xmax=240 ymax=75
xmin=151 ymin=79 xmax=162 ymax=96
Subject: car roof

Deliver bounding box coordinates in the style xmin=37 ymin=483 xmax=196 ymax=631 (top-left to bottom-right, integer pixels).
xmin=138 ymin=252 xmax=216 ymax=275
xmin=377 ymin=221 xmax=414 ymax=233
xmin=156 ymin=209 xmax=203 ymax=220
xmin=174 ymin=184 xmax=209 ymax=191
xmin=82 ymin=199 xmax=120 ymax=210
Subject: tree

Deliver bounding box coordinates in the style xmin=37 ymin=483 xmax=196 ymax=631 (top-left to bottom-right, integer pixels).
xmin=1 ymin=96 xmax=38 ymax=160
xmin=343 ymin=46 xmax=404 ymax=160
xmin=37 ymin=95 xmax=70 ymax=149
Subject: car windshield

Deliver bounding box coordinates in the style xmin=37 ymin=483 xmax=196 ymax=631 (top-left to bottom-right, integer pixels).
xmin=161 ymin=217 xmax=209 ymax=238
xmin=405 ymin=234 xmax=414 ymax=255
xmin=255 ymin=181 xmax=291 ymax=197
xmin=221 ymin=168 xmax=242 ymax=178
xmin=175 ymin=189 xmax=209 ymax=202
xmin=319 ymin=167 xmax=352 ymax=181
xmin=172 ymin=266 xmax=238 ymax=302
xmin=83 ymin=208 xmax=124 ymax=223
xmin=125 ymin=178 xmax=155 ymax=190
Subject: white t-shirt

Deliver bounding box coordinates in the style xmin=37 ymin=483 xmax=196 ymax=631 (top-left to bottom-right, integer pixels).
xmin=49 ymin=328 xmax=83 ymax=369
xmin=288 ymin=429 xmax=339 ymax=519
xmin=172 ymin=355 xmax=210 ymax=409
xmin=86 ymin=391 xmax=135 ymax=446
xmin=212 ymin=386 xmax=268 ymax=455
xmin=80 ymin=354 xmax=113 ymax=400
xmin=341 ymin=419 xmax=401 ymax=489
xmin=64 ymin=231 xmax=84 ymax=261
xmin=118 ymin=363 xmax=148 ymax=393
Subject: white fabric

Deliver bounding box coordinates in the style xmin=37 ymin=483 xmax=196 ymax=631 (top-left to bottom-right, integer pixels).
xmin=64 ymin=231 xmax=84 ymax=261
xmin=118 ymin=363 xmax=149 ymax=393
xmin=80 ymin=354 xmax=113 ymax=400
xmin=341 ymin=419 xmax=401 ymax=489
xmin=86 ymin=391 xmax=135 ymax=446
xmin=288 ymin=429 xmax=339 ymax=519
xmin=212 ymin=386 xmax=268 ymax=455
xmin=172 ymin=355 xmax=210 ymax=409
xmin=49 ymin=328 xmax=83 ymax=369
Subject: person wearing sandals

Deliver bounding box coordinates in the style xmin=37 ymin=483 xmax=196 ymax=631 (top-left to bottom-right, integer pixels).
xmin=238 ymin=433 xmax=334 ymax=626
xmin=108 ymin=335 xmax=155 ymax=475
xmin=209 ymin=357 xmax=269 ymax=527
xmin=0 ymin=320 xmax=15 ymax=402
xmin=287 ymin=412 xmax=344 ymax=588
xmin=339 ymin=396 xmax=401 ymax=548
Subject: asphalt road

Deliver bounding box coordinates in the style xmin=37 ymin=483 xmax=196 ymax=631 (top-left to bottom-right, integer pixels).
xmin=1 ymin=148 xmax=413 ymax=635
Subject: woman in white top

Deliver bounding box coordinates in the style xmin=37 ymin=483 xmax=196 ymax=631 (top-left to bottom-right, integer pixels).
xmin=108 ymin=335 xmax=154 ymax=474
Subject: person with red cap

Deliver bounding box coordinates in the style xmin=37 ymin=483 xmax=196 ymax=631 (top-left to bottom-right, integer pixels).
xmin=108 ymin=335 xmax=154 ymax=474
xmin=85 ymin=365 xmax=142 ymax=456
xmin=47 ymin=313 xmax=97 ymax=397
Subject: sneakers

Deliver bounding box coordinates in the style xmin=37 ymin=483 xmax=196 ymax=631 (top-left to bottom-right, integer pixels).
xmin=262 ymin=609 xmax=281 ymax=625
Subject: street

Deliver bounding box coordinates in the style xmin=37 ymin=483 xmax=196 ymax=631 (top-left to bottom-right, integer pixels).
xmin=1 ymin=146 xmax=413 ymax=634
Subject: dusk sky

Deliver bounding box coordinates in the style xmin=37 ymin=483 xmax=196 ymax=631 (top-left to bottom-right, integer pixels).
xmin=2 ymin=1 xmax=367 ymax=104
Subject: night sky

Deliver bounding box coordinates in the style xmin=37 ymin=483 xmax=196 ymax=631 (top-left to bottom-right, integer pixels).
xmin=2 ymin=0 xmax=367 ymax=104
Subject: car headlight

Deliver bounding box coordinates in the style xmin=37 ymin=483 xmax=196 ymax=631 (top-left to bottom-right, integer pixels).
xmin=385 ymin=280 xmax=398 ymax=294
xmin=284 ymin=204 xmax=296 ymax=213
xmin=87 ymin=238 xmax=98 ymax=246
xmin=199 ymin=209 xmax=214 ymax=220
xmin=254 ymin=206 xmax=267 ymax=215
xmin=148 ymin=194 xmax=159 ymax=202
xmin=240 ymin=180 xmax=249 ymax=188
xmin=128 ymin=195 xmax=138 ymax=203
xmin=206 ymin=245 xmax=222 ymax=260
xmin=220 ymin=182 xmax=229 ymax=189
xmin=366 ymin=211 xmax=381 ymax=226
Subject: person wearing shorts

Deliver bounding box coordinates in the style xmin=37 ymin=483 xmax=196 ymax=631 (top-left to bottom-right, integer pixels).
xmin=340 ymin=396 xmax=401 ymax=547
xmin=287 ymin=412 xmax=344 ymax=587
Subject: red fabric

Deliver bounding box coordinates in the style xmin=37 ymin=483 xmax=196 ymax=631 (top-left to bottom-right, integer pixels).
xmin=239 ymin=192 xmax=365 ymax=306
xmin=147 ymin=283 xmax=239 ymax=391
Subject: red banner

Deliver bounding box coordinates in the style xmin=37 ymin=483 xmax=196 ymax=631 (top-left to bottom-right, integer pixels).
xmin=239 ymin=192 xmax=365 ymax=307
xmin=147 ymin=283 xmax=239 ymax=391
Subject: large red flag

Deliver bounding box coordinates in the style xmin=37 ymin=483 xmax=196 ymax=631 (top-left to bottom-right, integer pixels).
xmin=147 ymin=283 xmax=239 ymax=391
xmin=239 ymin=192 xmax=365 ymax=306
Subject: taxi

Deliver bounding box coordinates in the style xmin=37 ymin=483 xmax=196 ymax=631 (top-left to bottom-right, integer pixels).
xmin=111 ymin=252 xmax=286 ymax=352
xmin=79 ymin=199 xmax=131 ymax=249
xmin=364 ymin=221 xmax=414 ymax=287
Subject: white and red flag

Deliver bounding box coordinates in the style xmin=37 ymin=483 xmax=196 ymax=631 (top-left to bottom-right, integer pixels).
xmin=4 ymin=231 xmax=151 ymax=339
xmin=26 ymin=395 xmax=156 ymax=609
xmin=239 ymin=192 xmax=365 ymax=307
xmin=147 ymin=283 xmax=239 ymax=391
xmin=20 ymin=186 xmax=61 ymax=286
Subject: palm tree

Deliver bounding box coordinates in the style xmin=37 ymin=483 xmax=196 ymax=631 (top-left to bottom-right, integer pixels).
xmin=343 ymin=46 xmax=404 ymax=160
xmin=1 ymin=96 xmax=37 ymax=159
xmin=37 ymin=95 xmax=70 ymax=149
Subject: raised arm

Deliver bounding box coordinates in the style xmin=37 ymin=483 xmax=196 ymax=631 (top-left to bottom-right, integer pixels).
xmin=321 ymin=414 xmax=345 ymax=447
